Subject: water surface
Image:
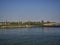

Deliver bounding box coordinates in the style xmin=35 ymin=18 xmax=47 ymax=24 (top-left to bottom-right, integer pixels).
xmin=0 ymin=27 xmax=60 ymax=45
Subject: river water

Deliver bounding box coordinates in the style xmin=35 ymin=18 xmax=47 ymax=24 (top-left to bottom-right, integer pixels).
xmin=0 ymin=27 xmax=60 ymax=45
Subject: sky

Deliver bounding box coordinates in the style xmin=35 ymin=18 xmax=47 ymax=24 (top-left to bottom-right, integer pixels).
xmin=0 ymin=0 xmax=60 ymax=22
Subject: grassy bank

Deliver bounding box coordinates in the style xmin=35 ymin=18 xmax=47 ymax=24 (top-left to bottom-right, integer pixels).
xmin=0 ymin=22 xmax=60 ymax=28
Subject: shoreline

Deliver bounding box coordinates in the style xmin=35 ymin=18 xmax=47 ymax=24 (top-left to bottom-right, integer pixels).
xmin=0 ymin=22 xmax=60 ymax=28
xmin=0 ymin=25 xmax=60 ymax=28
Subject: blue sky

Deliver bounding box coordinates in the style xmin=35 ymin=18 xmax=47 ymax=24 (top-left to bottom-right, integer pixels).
xmin=0 ymin=0 xmax=60 ymax=22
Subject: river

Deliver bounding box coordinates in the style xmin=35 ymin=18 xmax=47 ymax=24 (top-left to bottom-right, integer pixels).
xmin=0 ymin=27 xmax=60 ymax=45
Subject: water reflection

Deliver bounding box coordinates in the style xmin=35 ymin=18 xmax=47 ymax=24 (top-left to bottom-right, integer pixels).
xmin=0 ymin=27 xmax=60 ymax=45
xmin=0 ymin=27 xmax=60 ymax=35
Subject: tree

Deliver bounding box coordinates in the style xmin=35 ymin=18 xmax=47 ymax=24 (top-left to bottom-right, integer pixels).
xmin=41 ymin=20 xmax=44 ymax=23
xmin=47 ymin=21 xmax=50 ymax=23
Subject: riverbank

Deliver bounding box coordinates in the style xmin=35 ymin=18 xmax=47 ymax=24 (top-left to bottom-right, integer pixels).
xmin=0 ymin=25 xmax=60 ymax=28
xmin=0 ymin=22 xmax=60 ymax=28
